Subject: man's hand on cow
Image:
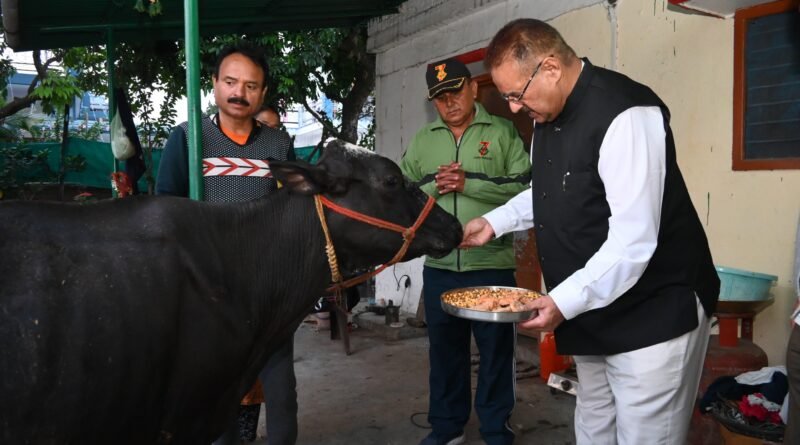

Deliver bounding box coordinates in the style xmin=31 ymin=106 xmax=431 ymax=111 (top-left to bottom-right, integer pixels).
xmin=518 ymin=295 xmax=565 ymax=331
xmin=459 ymin=217 xmax=495 ymax=248
xmin=435 ymin=162 xmax=464 ymax=195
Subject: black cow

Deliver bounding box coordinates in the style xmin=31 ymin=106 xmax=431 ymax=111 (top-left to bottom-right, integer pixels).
xmin=0 ymin=140 xmax=462 ymax=444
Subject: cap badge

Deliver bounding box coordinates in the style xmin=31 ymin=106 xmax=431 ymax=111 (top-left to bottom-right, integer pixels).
xmin=435 ymin=63 xmax=448 ymax=81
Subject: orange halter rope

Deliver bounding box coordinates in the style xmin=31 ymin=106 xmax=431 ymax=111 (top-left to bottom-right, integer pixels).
xmin=314 ymin=194 xmax=437 ymax=293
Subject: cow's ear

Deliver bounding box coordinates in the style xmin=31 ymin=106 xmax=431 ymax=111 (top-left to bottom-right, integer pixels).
xmin=271 ymin=160 xmax=351 ymax=195
xmin=313 ymin=157 xmax=352 ymax=196
xmin=270 ymin=160 xmax=324 ymax=195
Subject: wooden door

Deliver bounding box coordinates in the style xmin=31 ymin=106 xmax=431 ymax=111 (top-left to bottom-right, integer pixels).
xmin=474 ymin=74 xmax=542 ymax=293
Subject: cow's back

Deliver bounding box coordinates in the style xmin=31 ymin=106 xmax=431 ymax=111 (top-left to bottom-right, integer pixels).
xmin=0 ymin=198 xmax=198 ymax=443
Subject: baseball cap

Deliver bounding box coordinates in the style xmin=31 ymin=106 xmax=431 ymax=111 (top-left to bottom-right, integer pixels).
xmin=426 ymin=58 xmax=471 ymax=100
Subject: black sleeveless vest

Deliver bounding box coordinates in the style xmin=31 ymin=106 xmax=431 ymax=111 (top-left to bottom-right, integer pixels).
xmin=532 ymin=59 xmax=719 ymax=355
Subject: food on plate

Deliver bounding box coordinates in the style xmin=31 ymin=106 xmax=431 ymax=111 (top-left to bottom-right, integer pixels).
xmin=442 ymin=287 xmax=541 ymax=313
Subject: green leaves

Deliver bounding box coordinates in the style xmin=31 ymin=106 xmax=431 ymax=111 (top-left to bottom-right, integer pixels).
xmin=31 ymin=74 xmax=82 ymax=115
xmin=50 ymin=25 xmax=375 ymax=147
xmin=0 ymin=145 xmax=54 ymax=198
xmin=134 ymin=0 xmax=163 ymax=17
xmin=149 ymin=1 xmax=163 ymax=17
xmin=0 ymin=144 xmax=86 ymax=200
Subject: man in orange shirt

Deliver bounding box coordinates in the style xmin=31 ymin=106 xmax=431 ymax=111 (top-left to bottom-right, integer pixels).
xmin=156 ymin=43 xmax=297 ymax=445
xmin=157 ymin=43 xmax=294 ymax=200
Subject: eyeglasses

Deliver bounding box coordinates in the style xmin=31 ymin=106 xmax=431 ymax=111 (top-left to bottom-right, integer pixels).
xmin=501 ymin=56 xmax=549 ymax=104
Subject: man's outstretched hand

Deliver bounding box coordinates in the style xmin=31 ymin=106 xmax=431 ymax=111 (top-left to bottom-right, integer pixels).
xmin=460 ymin=217 xmax=495 ymax=248
xmin=461 ymin=217 xmax=565 ymax=330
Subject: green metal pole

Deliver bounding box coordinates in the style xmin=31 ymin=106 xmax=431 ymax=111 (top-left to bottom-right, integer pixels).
xmin=106 ymin=30 xmax=118 ymax=175
xmin=184 ymin=0 xmax=203 ymax=201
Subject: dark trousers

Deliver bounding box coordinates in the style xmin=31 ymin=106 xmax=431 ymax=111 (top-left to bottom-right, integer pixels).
xmin=786 ymin=324 xmax=800 ymax=443
xmin=213 ymin=334 xmax=297 ymax=445
xmin=423 ymin=266 xmax=516 ymax=445
xmin=260 ymin=336 xmax=298 ymax=445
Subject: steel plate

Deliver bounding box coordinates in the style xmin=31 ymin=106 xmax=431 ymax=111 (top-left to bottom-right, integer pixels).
xmin=440 ymin=286 xmax=540 ymax=323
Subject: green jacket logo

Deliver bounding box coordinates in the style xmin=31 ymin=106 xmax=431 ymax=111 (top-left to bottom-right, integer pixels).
xmin=478 ymin=141 xmax=490 ymax=157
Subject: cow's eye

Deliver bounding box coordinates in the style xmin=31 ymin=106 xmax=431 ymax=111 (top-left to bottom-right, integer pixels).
xmin=384 ymin=175 xmax=400 ymax=188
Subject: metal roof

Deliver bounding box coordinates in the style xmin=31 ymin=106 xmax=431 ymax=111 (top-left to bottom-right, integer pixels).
xmin=1 ymin=0 xmax=406 ymax=51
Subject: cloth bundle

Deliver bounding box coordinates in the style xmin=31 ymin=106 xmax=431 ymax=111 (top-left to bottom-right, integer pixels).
xmin=700 ymin=366 xmax=789 ymax=425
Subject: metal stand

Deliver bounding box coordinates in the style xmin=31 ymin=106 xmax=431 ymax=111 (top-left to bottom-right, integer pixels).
xmin=329 ymin=305 xmax=351 ymax=356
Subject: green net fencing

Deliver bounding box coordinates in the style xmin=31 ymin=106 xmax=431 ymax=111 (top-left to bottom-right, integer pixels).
xmin=1 ymin=139 xmax=317 ymax=195
xmin=294 ymin=145 xmax=320 ymax=164
xmin=0 ymin=138 xmax=162 ymax=192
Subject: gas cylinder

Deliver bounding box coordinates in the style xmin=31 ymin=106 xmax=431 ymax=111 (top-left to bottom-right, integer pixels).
xmin=539 ymin=331 xmax=571 ymax=382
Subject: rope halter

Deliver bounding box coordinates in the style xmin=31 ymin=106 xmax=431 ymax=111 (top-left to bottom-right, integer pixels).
xmin=313 ymin=194 xmax=437 ymax=294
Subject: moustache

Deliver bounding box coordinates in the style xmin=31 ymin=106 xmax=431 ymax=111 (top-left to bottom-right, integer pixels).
xmin=227 ymin=97 xmax=250 ymax=106
xmin=520 ymin=103 xmax=536 ymax=115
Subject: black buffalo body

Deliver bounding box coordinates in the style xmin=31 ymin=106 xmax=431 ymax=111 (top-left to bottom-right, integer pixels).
xmin=0 ymin=140 xmax=462 ymax=444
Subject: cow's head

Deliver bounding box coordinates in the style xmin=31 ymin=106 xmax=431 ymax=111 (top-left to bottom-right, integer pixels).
xmin=271 ymin=139 xmax=462 ymax=275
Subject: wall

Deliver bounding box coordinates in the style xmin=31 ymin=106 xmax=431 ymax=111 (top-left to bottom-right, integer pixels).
xmin=605 ymin=0 xmax=800 ymax=365
xmin=368 ymin=0 xmax=604 ymax=168
xmin=369 ymin=0 xmax=800 ymax=366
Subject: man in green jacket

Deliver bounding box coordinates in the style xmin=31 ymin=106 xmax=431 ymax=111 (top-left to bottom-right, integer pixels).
xmin=400 ymin=58 xmax=530 ymax=445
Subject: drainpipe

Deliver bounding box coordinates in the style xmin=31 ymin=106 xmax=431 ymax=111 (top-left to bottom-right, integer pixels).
xmin=605 ymin=0 xmax=618 ymax=71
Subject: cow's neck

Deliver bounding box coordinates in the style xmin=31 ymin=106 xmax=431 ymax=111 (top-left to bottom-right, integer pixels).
xmin=216 ymin=192 xmax=331 ymax=339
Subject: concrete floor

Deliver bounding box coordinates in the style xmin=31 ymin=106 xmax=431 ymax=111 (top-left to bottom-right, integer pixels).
xmin=248 ymin=308 xmax=576 ymax=445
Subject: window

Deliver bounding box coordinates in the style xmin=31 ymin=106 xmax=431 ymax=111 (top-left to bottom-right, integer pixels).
xmin=733 ymin=0 xmax=800 ymax=170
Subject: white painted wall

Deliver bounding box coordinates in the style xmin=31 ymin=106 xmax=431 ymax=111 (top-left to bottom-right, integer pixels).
xmin=369 ymin=0 xmax=800 ymax=366
xmin=605 ymin=0 xmax=800 ymax=366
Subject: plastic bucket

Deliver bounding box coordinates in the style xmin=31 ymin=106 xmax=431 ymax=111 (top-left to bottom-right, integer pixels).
xmin=715 ymin=266 xmax=777 ymax=301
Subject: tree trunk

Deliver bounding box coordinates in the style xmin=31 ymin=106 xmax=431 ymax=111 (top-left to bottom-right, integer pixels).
xmin=337 ymin=27 xmax=375 ymax=145
xmin=0 ymin=50 xmax=61 ymax=120
xmin=0 ymin=96 xmax=37 ymax=121
xmin=58 ymin=104 xmax=70 ymax=201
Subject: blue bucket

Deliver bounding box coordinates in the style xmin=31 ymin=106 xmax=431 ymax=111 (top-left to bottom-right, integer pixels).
xmin=715 ymin=266 xmax=777 ymax=301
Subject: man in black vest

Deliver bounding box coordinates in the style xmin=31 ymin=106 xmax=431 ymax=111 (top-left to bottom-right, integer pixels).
xmin=156 ymin=43 xmax=298 ymax=445
xmin=461 ymin=19 xmax=719 ymax=444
